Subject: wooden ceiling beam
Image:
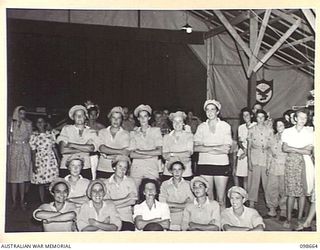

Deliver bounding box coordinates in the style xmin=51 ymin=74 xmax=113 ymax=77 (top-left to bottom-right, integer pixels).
xmin=247 ymin=10 xmax=271 ymax=77
xmin=280 ymin=36 xmax=314 ymax=50
xmin=272 ymin=9 xmax=312 ymax=34
xmin=204 ymin=9 xmax=265 ymax=39
xmin=213 ymin=10 xmax=253 ymax=59
xmin=301 ymin=9 xmax=315 ymax=32
xmin=253 ymin=18 xmax=302 ymax=72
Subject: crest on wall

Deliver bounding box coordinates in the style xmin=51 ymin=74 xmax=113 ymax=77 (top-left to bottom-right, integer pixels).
xmin=256 ymin=79 xmax=273 ymax=105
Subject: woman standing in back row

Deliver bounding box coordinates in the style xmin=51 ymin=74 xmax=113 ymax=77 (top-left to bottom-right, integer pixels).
xmin=194 ymin=100 xmax=232 ymax=208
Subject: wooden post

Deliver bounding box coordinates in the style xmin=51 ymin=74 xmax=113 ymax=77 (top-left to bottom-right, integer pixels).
xmin=206 ymin=38 xmax=215 ymax=99
xmin=248 ymin=72 xmax=257 ymax=109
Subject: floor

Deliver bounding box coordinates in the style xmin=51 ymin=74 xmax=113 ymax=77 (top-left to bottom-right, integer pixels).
xmin=4 ymin=181 xmax=317 ymax=232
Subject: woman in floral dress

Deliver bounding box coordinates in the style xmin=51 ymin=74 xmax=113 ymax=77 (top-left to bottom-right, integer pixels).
xmin=30 ymin=117 xmax=60 ymax=202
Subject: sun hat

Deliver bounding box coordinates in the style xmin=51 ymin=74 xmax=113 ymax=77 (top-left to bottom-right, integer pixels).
xmin=169 ymin=111 xmax=187 ymax=122
xmin=68 ymin=105 xmax=88 ymax=120
xmin=203 ymin=99 xmax=221 ymax=111
xmin=134 ymin=104 xmax=152 ymax=117
xmin=107 ymin=106 xmax=125 ymax=119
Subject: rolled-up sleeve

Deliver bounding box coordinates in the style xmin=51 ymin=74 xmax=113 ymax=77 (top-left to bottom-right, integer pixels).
xmin=194 ymin=124 xmax=204 ymax=145
xmin=251 ymin=210 xmax=265 ymax=228
xmin=56 ymin=126 xmax=69 ymax=144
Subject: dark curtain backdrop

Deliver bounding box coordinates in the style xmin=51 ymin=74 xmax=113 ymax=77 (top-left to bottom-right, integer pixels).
xmin=7 ymin=20 xmax=206 ymax=123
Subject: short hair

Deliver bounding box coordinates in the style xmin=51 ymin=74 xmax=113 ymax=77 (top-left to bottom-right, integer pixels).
xmin=295 ymin=108 xmax=309 ymax=118
xmin=86 ymin=179 xmax=107 ymax=199
xmin=143 ymin=223 xmax=164 ymax=231
xmin=138 ymin=178 xmax=160 ymax=201
xmin=66 ymin=157 xmax=84 ymax=170
xmin=168 ymin=161 xmax=185 ymax=172
xmin=87 ymin=106 xmax=99 ymax=114
xmin=273 ymin=118 xmax=286 ymax=133
xmin=239 ymin=107 xmax=253 ymax=124
xmin=256 ymin=109 xmax=268 ymax=119
xmin=50 ymin=181 xmax=70 ymax=196
xmin=111 ymin=158 xmax=131 ymax=173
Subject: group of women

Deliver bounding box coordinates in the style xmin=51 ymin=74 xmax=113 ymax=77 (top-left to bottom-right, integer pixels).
xmin=7 ymin=99 xmax=315 ymax=231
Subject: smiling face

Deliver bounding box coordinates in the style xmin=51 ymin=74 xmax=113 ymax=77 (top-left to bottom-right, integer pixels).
xmin=230 ymin=192 xmax=245 ymax=210
xmin=143 ymin=182 xmax=157 ymax=200
xmin=68 ymin=159 xmax=83 ymax=177
xmin=73 ymin=109 xmax=86 ymax=125
xmin=114 ymin=160 xmax=128 ymax=179
xmin=110 ymin=112 xmax=123 ymax=128
xmin=172 ymin=116 xmax=184 ymax=132
xmin=138 ymin=110 xmax=150 ymax=126
xmin=52 ymin=183 xmax=69 ymax=203
xmin=296 ymin=111 xmax=308 ymax=127
xmin=91 ymin=183 xmax=105 ymax=204
xmin=242 ymin=111 xmax=252 ymax=124
xmin=36 ymin=118 xmax=46 ymax=131
xmin=205 ymin=104 xmax=219 ymax=120
xmin=192 ymin=181 xmax=207 ymax=198
xmin=171 ymin=163 xmax=184 ymax=180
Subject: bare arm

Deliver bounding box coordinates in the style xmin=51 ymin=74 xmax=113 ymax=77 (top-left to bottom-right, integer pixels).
xmin=130 ymin=151 xmax=153 ymax=159
xmin=68 ymin=142 xmax=94 ymax=153
xmin=99 ymin=145 xmax=130 ymax=156
xmin=134 ymin=216 xmax=170 ymax=230
xmin=59 ymin=141 xmax=82 ymax=155
xmin=36 ymin=211 xmax=76 ymax=223
xmin=67 ymin=196 xmax=89 ymax=205
xmin=188 ymin=222 xmax=219 ymax=231
xmin=135 ymin=146 xmax=162 ymax=156
xmin=248 ymin=224 xmax=264 ymax=231
xmin=194 ymin=144 xmax=230 ymax=154
xmin=223 ymin=224 xmax=250 ymax=231
xmin=282 ymin=143 xmax=313 ymax=155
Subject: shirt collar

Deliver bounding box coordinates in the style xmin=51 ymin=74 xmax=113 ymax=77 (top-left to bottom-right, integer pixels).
xmin=205 ymin=118 xmax=221 ymax=125
xmin=194 ymin=197 xmax=210 ymax=208
xmin=109 ymin=174 xmax=127 ymax=184
xmin=168 ymin=177 xmax=185 ymax=186
xmin=107 ymin=126 xmax=123 ymax=133
xmin=64 ymin=174 xmax=83 ymax=181
xmin=50 ymin=201 xmax=67 ymax=211
xmin=143 ymin=199 xmax=158 ymax=209
xmin=89 ymin=200 xmax=106 ymax=209
xmin=73 ymin=125 xmax=90 ymax=131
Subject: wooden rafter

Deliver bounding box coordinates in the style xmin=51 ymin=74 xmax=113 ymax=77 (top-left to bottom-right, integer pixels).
xmin=301 ymin=9 xmax=315 ymax=32
xmin=213 ymin=10 xmax=253 ymax=59
xmin=253 ymin=18 xmax=302 ymax=73
xmin=247 ymin=10 xmax=271 ymax=77
xmin=280 ymin=36 xmax=314 ymax=50
xmin=204 ymin=10 xmax=265 ymax=39
xmin=272 ymin=9 xmax=312 ymax=34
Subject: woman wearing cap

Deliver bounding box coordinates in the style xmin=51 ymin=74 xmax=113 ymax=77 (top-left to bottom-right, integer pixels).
xmin=57 ymin=105 xmax=97 ymax=179
xmin=162 ymin=111 xmax=194 ymax=181
xmin=247 ymin=109 xmax=273 ymax=208
xmin=181 ymin=176 xmax=220 ymax=231
xmin=8 ymin=106 xmax=33 ymax=210
xmin=265 ymin=118 xmax=287 ymax=220
xmin=33 ymin=178 xmax=77 ymax=232
xmin=96 ymin=106 xmax=130 ymax=179
xmin=84 ymin=101 xmax=105 ymax=180
xmin=64 ymin=155 xmax=90 ymax=207
xmin=30 ymin=117 xmax=60 ymax=203
xmin=133 ymin=178 xmax=170 ymax=231
xmin=159 ymin=161 xmax=195 ymax=230
xmin=234 ymin=107 xmax=256 ymax=190
xmin=221 ymin=186 xmax=264 ymax=231
xmin=77 ymin=180 xmax=122 ymax=231
xmin=129 ymin=104 xmax=163 ymax=188
xmin=194 ymin=99 xmax=232 ymax=208
xmin=281 ymin=108 xmax=314 ymax=229
xmin=104 ymin=155 xmax=138 ymax=231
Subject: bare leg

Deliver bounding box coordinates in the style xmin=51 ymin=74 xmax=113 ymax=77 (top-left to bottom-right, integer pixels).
xmin=201 ymin=175 xmax=214 ymax=200
xmin=18 ymin=182 xmax=26 ymax=210
xmin=298 ymin=196 xmax=306 ymax=221
xmin=233 ymin=175 xmax=239 ymax=187
xmin=303 ymin=202 xmax=316 ymax=227
xmin=284 ymin=196 xmax=295 ymax=228
xmin=39 ymin=185 xmax=45 ymax=203
xmin=11 ymin=183 xmax=18 ymax=208
xmin=243 ymin=177 xmax=248 ymax=191
xmin=214 ymin=176 xmax=228 ymax=209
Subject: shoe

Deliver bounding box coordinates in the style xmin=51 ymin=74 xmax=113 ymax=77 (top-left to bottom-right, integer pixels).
xmin=279 ymin=216 xmax=287 ymax=222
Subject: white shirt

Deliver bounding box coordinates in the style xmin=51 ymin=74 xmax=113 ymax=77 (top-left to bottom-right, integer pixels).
xmin=133 ymin=200 xmax=170 ymax=221
xmin=281 ymin=126 xmax=314 ymax=148
xmin=194 ymin=119 xmax=232 ymax=165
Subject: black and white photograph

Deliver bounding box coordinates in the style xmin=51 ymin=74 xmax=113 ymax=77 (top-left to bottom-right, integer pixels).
xmin=2 ymin=5 xmax=318 ymax=244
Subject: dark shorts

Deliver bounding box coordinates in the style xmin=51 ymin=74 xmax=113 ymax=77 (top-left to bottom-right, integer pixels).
xmin=196 ymin=164 xmax=230 ymax=176
xmin=96 ymin=171 xmax=113 ymax=179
